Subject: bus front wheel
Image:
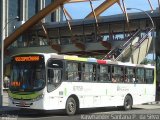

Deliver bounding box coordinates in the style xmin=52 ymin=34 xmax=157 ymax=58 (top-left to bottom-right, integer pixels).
xmin=123 ymin=95 xmax=133 ymax=110
xmin=65 ymin=97 xmax=77 ymax=115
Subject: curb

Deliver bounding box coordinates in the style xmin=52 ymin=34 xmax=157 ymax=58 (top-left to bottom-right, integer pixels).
xmin=0 ymin=106 xmax=20 ymax=112
xmin=143 ymin=101 xmax=160 ymax=105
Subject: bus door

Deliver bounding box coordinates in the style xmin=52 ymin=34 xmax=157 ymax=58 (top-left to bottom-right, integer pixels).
xmin=47 ymin=68 xmax=62 ymax=104
xmin=47 ymin=60 xmax=63 ymax=89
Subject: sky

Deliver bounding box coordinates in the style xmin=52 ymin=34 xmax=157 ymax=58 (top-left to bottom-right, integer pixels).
xmin=64 ymin=0 xmax=159 ymax=19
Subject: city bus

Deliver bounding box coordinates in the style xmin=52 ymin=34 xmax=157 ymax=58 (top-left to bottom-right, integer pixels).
xmin=8 ymin=53 xmax=156 ymax=115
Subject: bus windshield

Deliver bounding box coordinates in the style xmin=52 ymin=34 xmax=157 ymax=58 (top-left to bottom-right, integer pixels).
xmin=10 ymin=62 xmax=45 ymax=92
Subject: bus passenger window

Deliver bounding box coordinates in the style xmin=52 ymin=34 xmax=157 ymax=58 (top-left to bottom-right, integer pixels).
xmin=136 ymin=68 xmax=145 ymax=83
xmin=125 ymin=67 xmax=135 ymax=83
xmin=124 ymin=75 xmax=129 ymax=83
xmin=146 ymin=69 xmax=154 ymax=84
xmin=99 ymin=65 xmax=111 ymax=82
xmin=73 ymin=63 xmax=79 ymax=81
xmin=66 ymin=62 xmax=80 ymax=81
xmin=83 ymin=63 xmax=95 ymax=82
xmin=83 ymin=73 xmax=89 ymax=81
xmin=112 ymin=66 xmax=124 ymax=83
xmin=112 ymin=75 xmax=117 ymax=83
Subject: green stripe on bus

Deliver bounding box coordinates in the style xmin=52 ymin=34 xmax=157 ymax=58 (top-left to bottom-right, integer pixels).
xmin=64 ymin=88 xmax=67 ymax=96
xmin=8 ymin=91 xmax=41 ymax=100
xmin=154 ymin=68 xmax=156 ymax=85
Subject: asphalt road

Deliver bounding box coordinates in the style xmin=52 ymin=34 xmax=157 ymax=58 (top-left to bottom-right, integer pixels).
xmin=1 ymin=106 xmax=160 ymax=120
xmin=2 ymin=91 xmax=160 ymax=120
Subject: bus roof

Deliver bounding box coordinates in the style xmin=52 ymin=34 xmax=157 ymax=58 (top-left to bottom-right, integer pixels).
xmin=49 ymin=53 xmax=155 ymax=69
xmin=12 ymin=53 xmax=155 ymax=69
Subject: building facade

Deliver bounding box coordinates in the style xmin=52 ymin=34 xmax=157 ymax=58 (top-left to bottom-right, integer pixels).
xmin=0 ymin=0 xmax=63 ymax=42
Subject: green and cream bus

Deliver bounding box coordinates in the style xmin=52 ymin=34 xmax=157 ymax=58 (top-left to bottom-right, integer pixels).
xmin=8 ymin=53 xmax=156 ymax=115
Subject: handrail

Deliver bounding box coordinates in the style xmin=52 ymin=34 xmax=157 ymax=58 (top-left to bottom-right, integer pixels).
xmin=136 ymin=28 xmax=153 ymax=48
xmin=115 ymin=28 xmax=153 ymax=61
xmin=122 ymin=29 xmax=141 ymax=48
xmin=102 ymin=29 xmax=141 ymax=60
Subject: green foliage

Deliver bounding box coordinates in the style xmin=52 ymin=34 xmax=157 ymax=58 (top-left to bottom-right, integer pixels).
xmin=141 ymin=58 xmax=155 ymax=65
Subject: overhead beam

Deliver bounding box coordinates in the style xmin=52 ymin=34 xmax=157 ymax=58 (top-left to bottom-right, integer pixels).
xmin=4 ymin=0 xmax=70 ymax=50
xmin=122 ymin=0 xmax=129 ymax=23
xmin=51 ymin=44 xmax=61 ymax=52
xmin=89 ymin=0 xmax=100 ymax=34
xmin=122 ymin=0 xmax=130 ymax=34
xmin=75 ymin=42 xmax=85 ymax=50
xmin=69 ymin=0 xmax=99 ymax=3
xmin=40 ymin=21 xmax=51 ymax=45
xmin=63 ymin=7 xmax=72 ymax=20
xmin=61 ymin=5 xmax=85 ymax=50
xmin=85 ymin=0 xmax=119 ymax=18
xmin=61 ymin=5 xmax=73 ymax=35
xmin=147 ymin=0 xmax=154 ymax=12
xmin=117 ymin=0 xmax=124 ymax=13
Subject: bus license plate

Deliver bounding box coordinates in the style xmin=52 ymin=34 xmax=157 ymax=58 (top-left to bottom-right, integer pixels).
xmin=20 ymin=101 xmax=26 ymax=107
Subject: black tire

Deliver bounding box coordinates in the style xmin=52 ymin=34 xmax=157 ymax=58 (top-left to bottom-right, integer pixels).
xmin=65 ymin=97 xmax=77 ymax=115
xmin=123 ymin=95 xmax=133 ymax=110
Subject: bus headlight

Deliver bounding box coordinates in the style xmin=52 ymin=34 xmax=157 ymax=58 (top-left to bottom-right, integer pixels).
xmin=32 ymin=94 xmax=44 ymax=102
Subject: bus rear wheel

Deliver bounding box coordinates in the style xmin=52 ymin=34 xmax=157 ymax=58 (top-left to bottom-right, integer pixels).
xmin=65 ymin=97 xmax=77 ymax=115
xmin=123 ymin=95 xmax=133 ymax=110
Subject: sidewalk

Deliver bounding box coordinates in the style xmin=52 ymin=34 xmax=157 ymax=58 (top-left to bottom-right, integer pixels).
xmin=143 ymin=101 xmax=160 ymax=105
xmin=134 ymin=102 xmax=160 ymax=110
xmin=0 ymin=106 xmax=20 ymax=114
xmin=0 ymin=91 xmax=20 ymax=114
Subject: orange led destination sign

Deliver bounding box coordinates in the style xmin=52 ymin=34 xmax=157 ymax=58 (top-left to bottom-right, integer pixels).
xmin=15 ymin=56 xmax=40 ymax=62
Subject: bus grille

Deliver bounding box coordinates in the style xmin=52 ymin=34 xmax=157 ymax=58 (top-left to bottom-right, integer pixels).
xmin=12 ymin=101 xmax=33 ymax=107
